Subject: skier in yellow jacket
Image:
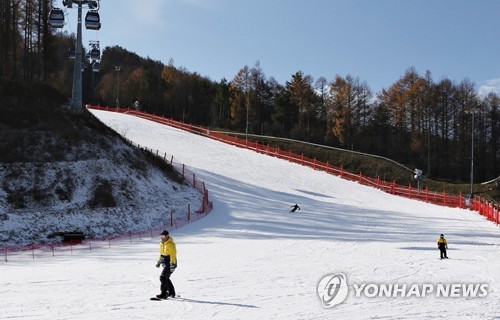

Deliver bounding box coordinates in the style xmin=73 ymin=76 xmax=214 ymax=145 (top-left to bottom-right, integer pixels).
xmin=437 ymin=234 xmax=448 ymax=259
xmin=155 ymin=230 xmax=177 ymax=299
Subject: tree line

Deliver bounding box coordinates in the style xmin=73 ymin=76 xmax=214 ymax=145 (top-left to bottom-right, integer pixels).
xmin=2 ymin=0 xmax=499 ymax=185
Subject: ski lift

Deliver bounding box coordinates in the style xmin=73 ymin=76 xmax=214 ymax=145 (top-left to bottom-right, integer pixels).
xmin=68 ymin=47 xmax=76 ymax=59
xmin=85 ymin=11 xmax=101 ymax=30
xmin=49 ymin=8 xmax=64 ymax=28
xmin=92 ymin=62 xmax=100 ymax=73
xmin=90 ymin=48 xmax=100 ymax=60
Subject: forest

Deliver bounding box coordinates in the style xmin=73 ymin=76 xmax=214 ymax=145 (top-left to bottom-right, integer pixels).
xmin=1 ymin=0 xmax=499 ymax=185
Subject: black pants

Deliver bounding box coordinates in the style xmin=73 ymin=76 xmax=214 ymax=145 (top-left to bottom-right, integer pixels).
xmin=439 ymin=247 xmax=448 ymax=259
xmin=160 ymin=266 xmax=175 ymax=296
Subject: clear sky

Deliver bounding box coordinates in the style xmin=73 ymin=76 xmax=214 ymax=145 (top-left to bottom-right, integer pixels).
xmin=61 ymin=0 xmax=500 ymax=95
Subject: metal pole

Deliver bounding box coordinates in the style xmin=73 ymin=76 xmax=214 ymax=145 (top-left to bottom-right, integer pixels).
xmin=470 ymin=111 xmax=474 ymax=196
xmin=115 ymin=66 xmax=121 ymax=107
xmin=246 ymin=90 xmax=249 ymax=134
xmin=71 ymin=1 xmax=83 ymax=109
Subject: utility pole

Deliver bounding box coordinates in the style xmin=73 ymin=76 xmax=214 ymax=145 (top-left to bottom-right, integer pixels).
xmin=470 ymin=110 xmax=475 ymax=197
xmin=465 ymin=107 xmax=479 ymax=198
xmin=115 ymin=66 xmax=121 ymax=107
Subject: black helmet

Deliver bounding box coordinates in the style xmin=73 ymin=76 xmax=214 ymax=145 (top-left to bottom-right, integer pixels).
xmin=440 ymin=234 xmax=444 ymax=237
xmin=160 ymin=230 xmax=169 ymax=236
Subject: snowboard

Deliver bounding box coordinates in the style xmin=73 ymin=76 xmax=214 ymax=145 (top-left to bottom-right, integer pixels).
xmin=150 ymin=295 xmax=180 ymax=301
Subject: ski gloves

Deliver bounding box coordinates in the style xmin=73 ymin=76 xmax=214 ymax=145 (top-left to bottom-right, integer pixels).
xmin=169 ymin=263 xmax=177 ymax=273
xmin=155 ymin=261 xmax=177 ymax=273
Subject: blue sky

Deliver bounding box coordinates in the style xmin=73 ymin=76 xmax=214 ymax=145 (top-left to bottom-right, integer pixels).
xmin=63 ymin=0 xmax=500 ymax=95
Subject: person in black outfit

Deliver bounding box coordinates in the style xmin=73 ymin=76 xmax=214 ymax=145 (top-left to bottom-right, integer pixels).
xmin=289 ymin=204 xmax=301 ymax=213
xmin=437 ymin=234 xmax=448 ymax=259
xmin=155 ymin=230 xmax=177 ymax=299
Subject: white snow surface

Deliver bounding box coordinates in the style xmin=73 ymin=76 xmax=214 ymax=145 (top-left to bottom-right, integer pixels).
xmin=1 ymin=109 xmax=499 ymax=320
xmin=0 ymin=133 xmax=203 ymax=246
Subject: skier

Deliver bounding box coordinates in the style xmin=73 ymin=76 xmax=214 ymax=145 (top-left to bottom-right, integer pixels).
xmin=289 ymin=204 xmax=301 ymax=213
xmin=437 ymin=234 xmax=448 ymax=259
xmin=155 ymin=230 xmax=177 ymax=299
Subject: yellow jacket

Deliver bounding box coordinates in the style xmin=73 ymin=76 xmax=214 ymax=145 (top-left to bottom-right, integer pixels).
xmin=158 ymin=236 xmax=177 ymax=265
xmin=437 ymin=237 xmax=447 ymax=248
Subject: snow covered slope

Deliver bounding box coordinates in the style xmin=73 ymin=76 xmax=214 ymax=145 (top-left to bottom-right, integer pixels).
xmin=0 ymin=113 xmax=202 ymax=246
xmin=1 ymin=110 xmax=498 ymax=320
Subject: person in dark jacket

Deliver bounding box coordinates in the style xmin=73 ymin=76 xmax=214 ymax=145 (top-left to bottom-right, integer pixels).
xmin=437 ymin=234 xmax=448 ymax=259
xmin=289 ymin=204 xmax=301 ymax=213
xmin=155 ymin=230 xmax=177 ymax=299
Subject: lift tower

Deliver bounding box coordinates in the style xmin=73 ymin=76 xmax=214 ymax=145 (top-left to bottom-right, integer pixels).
xmin=49 ymin=0 xmax=101 ymax=109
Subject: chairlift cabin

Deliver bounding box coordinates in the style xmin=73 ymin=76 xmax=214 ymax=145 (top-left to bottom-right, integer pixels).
xmin=85 ymin=11 xmax=101 ymax=30
xmin=90 ymin=48 xmax=100 ymax=60
xmin=92 ymin=62 xmax=100 ymax=73
xmin=49 ymin=8 xmax=64 ymax=28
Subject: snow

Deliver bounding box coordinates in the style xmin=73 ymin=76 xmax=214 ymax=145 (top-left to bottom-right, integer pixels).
xmin=0 ymin=129 xmax=203 ymax=246
xmin=1 ymin=109 xmax=499 ymax=319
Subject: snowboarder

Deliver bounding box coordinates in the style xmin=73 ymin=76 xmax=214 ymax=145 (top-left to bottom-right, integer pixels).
xmin=155 ymin=230 xmax=177 ymax=299
xmin=437 ymin=234 xmax=448 ymax=259
xmin=289 ymin=204 xmax=301 ymax=213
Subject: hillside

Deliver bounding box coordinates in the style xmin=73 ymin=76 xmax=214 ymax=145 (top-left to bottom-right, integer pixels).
xmin=0 ymin=89 xmax=202 ymax=246
xmin=3 ymin=108 xmax=492 ymax=319
xmin=0 ymin=80 xmax=496 ymax=247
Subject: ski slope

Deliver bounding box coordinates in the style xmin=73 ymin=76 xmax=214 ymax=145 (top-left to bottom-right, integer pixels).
xmin=2 ymin=110 xmax=499 ymax=320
